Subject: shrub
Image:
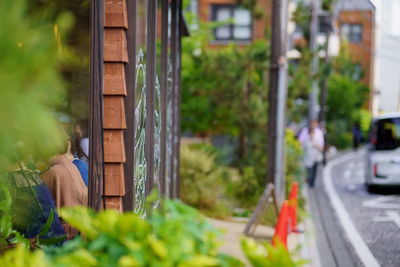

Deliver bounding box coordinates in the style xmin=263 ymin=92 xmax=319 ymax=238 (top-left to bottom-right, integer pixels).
xmin=0 ymin=200 xmax=305 ymax=267
xmin=0 ymin=200 xmax=245 ymax=267
xmin=241 ymin=238 xmax=306 ymax=267
xmin=285 ymin=129 xmax=304 ymax=188
xmin=179 ymin=144 xmax=239 ymax=218
xmin=327 ymin=120 xmax=352 ymax=149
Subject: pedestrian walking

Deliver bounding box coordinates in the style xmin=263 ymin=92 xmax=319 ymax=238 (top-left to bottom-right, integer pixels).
xmin=298 ymin=120 xmax=324 ymax=187
xmin=352 ymin=122 xmax=362 ymax=151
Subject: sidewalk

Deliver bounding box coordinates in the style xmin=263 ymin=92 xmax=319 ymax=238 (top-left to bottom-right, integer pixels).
xmin=208 ymin=218 xmax=274 ymax=265
xmin=208 ymin=215 xmax=319 ymax=266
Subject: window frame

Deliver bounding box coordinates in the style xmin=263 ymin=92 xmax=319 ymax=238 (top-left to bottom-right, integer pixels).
xmin=88 ymin=0 xmax=105 ymax=210
xmin=341 ymin=23 xmax=363 ymax=43
xmin=211 ymin=4 xmax=253 ymax=42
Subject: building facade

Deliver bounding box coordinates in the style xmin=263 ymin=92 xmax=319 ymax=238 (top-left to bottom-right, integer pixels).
xmin=338 ymin=0 xmax=375 ymax=110
xmin=197 ymin=0 xmax=272 ymax=45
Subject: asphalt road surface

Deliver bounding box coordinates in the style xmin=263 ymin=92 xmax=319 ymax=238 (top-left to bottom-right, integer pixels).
xmin=308 ymin=149 xmax=400 ymax=267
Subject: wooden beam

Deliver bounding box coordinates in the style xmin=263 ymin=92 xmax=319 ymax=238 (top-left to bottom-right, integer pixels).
xmin=104 ymin=28 xmax=129 ymax=63
xmin=104 ymin=96 xmax=127 ymax=129
xmin=104 ymin=196 xmax=123 ymax=212
xmin=105 ymin=0 xmax=128 ymax=28
xmin=104 ymin=63 xmax=127 ymax=95
xmin=104 ymin=163 xmax=125 ymax=196
xmin=104 ymin=130 xmax=126 ymax=163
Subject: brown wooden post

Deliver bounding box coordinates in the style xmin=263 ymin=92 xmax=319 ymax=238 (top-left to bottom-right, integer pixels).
xmin=103 ymin=0 xmax=129 ymax=211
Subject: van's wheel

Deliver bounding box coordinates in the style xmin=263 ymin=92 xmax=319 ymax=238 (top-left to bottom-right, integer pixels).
xmin=366 ymin=183 xmax=376 ymax=193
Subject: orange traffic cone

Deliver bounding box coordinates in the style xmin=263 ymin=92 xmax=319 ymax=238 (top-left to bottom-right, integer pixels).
xmin=272 ymin=200 xmax=290 ymax=249
xmin=288 ymin=182 xmax=298 ymax=232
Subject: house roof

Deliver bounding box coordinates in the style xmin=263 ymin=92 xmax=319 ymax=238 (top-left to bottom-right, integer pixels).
xmin=338 ymin=0 xmax=375 ymax=11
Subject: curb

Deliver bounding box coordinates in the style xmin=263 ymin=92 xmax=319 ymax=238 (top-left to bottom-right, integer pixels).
xmin=299 ymin=185 xmax=322 ymax=267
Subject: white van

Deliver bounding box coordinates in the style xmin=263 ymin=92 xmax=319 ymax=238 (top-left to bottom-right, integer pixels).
xmin=366 ymin=113 xmax=400 ymax=190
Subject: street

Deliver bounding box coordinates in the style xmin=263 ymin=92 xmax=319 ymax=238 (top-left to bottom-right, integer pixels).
xmin=309 ymin=149 xmax=400 ymax=267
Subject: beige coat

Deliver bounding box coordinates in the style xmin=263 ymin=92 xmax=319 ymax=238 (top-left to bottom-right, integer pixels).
xmin=41 ymin=155 xmax=87 ymax=238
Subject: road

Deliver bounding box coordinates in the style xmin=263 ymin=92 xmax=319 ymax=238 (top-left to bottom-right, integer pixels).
xmin=308 ymin=149 xmax=400 ymax=267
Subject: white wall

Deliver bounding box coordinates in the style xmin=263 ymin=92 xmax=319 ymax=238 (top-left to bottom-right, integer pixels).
xmin=371 ymin=0 xmax=400 ymax=114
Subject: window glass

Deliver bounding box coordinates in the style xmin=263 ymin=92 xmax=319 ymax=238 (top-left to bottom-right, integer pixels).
xmin=134 ymin=0 xmax=148 ymax=215
xmin=373 ymin=118 xmax=400 ymax=150
xmin=352 ymin=25 xmax=362 ymax=42
xmin=341 ymin=24 xmax=350 ymax=39
xmin=216 ymin=8 xmax=231 ymax=21
xmin=216 ymin=26 xmax=230 ymax=39
xmin=166 ymin=2 xmax=173 ymax=198
xmin=233 ymin=27 xmax=251 ymax=39
xmin=234 ymin=9 xmax=251 ymax=25
xmin=341 ymin=23 xmax=362 ymax=43
xmin=212 ymin=5 xmax=252 ymax=41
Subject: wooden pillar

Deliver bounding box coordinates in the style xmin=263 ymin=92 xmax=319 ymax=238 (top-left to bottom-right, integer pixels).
xmin=103 ymin=0 xmax=129 ymax=211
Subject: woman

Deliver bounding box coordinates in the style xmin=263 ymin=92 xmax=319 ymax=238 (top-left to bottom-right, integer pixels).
xmin=71 ymin=135 xmax=89 ymax=186
xmin=41 ymin=138 xmax=87 ymax=238
xmin=300 ymin=120 xmax=324 ymax=187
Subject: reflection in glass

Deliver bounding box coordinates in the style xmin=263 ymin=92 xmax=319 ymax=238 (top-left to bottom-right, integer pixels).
xmin=166 ymin=60 xmax=173 ymax=197
xmin=134 ymin=48 xmax=147 ymax=215
xmin=153 ymin=75 xmax=161 ymax=208
xmin=134 ymin=0 xmax=148 ymax=215
xmin=165 ymin=2 xmax=174 ymax=198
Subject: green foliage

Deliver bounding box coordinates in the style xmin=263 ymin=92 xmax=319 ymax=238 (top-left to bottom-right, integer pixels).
xmin=180 ymin=14 xmax=272 ymax=209
xmin=181 ymin=37 xmax=269 ymax=137
xmin=0 ymin=0 xmax=68 ymax=169
xmin=357 ymin=109 xmax=372 ymax=138
xmin=179 ymin=144 xmax=238 ymax=218
xmin=321 ymin=0 xmax=337 ymax=11
xmin=0 ymin=177 xmax=65 ymax=251
xmin=287 ymin=49 xmax=312 ymax=123
xmin=325 ymin=44 xmax=370 ymax=148
xmin=181 ymin=14 xmax=269 ymax=176
xmin=0 ymin=245 xmax=49 ymax=267
xmin=0 ymin=199 xmax=303 ymax=267
xmin=0 ymin=200 xmax=246 ymax=267
xmin=291 ymin=1 xmax=311 ymax=42
xmin=241 ymin=238 xmax=306 ymax=267
xmin=29 ymin=0 xmax=91 ymax=120
xmin=232 ymin=166 xmax=263 ymax=207
xmin=326 ymin=74 xmax=368 ymax=122
xmin=235 ymin=0 xmax=265 ymax=20
xmin=181 ymin=26 xmax=271 ymax=210
xmin=0 ymin=184 xmax=29 ymax=250
xmin=285 ymin=130 xmax=304 ymax=187
xmin=326 ymin=120 xmax=352 ymax=149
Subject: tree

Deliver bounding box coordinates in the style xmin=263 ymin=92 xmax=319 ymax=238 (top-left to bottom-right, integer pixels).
xmin=0 ymin=0 xmax=68 ymax=169
xmin=181 ymin=15 xmax=270 ymax=173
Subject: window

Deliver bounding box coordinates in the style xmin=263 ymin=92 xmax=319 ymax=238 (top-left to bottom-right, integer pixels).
xmin=211 ymin=5 xmax=252 ymax=41
xmin=340 ymin=23 xmax=363 ymax=43
xmin=372 ymin=118 xmax=400 ymax=150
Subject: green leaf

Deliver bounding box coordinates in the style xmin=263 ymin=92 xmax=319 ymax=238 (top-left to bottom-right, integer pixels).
xmin=0 ymin=184 xmax=12 ymax=212
xmin=9 ymin=231 xmax=29 ymax=248
xmin=38 ymin=235 xmax=66 ymax=246
xmin=38 ymin=209 xmax=54 ymax=237
xmin=0 ymin=214 xmax=12 ymax=238
xmin=0 ymin=237 xmax=9 ymax=249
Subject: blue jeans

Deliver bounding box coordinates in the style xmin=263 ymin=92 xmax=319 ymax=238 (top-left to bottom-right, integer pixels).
xmin=307 ymin=163 xmax=318 ymax=187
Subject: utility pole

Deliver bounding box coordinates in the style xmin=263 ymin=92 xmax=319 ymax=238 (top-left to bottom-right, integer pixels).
xmin=318 ymin=16 xmax=333 ymax=123
xmin=267 ymin=0 xmax=289 ymax=205
xmin=309 ymin=0 xmax=320 ymax=121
